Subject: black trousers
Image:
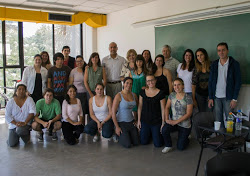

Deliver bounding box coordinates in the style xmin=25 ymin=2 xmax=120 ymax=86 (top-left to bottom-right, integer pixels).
xmin=62 ymin=122 xmax=84 ymax=145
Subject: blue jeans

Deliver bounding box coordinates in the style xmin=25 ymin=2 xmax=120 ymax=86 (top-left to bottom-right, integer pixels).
xmin=118 ymin=121 xmax=139 ymax=148
xmin=84 ymin=119 xmax=114 ymax=138
xmin=214 ymin=98 xmax=232 ymax=128
xmin=7 ymin=125 xmax=31 ymax=147
xmin=162 ymin=123 xmax=191 ymax=150
xmin=140 ymin=121 xmax=163 ymax=147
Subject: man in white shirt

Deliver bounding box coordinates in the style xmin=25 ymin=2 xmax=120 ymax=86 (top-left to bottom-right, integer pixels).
xmin=162 ymin=45 xmax=180 ymax=80
xmin=102 ymin=42 xmax=126 ymax=99
xmin=208 ymin=42 xmax=241 ymax=128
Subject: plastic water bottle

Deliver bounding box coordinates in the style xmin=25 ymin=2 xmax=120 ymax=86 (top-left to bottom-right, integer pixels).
xmin=236 ymin=110 xmax=242 ymax=131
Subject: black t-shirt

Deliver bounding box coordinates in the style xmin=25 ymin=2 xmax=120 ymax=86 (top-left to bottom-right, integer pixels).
xmin=140 ymin=89 xmax=165 ymax=125
xmin=48 ymin=66 xmax=71 ymax=96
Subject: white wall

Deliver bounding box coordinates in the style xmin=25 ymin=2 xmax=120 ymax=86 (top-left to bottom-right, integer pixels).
xmin=97 ymin=0 xmax=250 ymax=116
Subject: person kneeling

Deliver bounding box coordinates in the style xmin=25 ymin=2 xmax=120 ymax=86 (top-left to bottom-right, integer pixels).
xmin=62 ymin=85 xmax=84 ymax=145
xmin=161 ymin=78 xmax=193 ymax=153
xmin=84 ymin=83 xmax=113 ymax=142
xmin=32 ymin=88 xmax=62 ymax=142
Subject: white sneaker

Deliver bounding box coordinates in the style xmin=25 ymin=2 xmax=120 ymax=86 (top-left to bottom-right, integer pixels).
xmin=188 ymin=134 xmax=192 ymax=139
xmin=93 ymin=135 xmax=100 ymax=142
xmin=112 ymin=135 xmax=118 ymax=143
xmin=162 ymin=147 xmax=173 ymax=153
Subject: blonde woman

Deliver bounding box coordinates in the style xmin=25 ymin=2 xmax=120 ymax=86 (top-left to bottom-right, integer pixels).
xmin=120 ymin=49 xmax=137 ymax=81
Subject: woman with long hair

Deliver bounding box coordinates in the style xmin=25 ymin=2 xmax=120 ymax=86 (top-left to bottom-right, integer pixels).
xmin=112 ymin=77 xmax=139 ymax=148
xmin=152 ymin=54 xmax=173 ymax=97
xmin=84 ymin=83 xmax=113 ymax=142
xmin=62 ymin=85 xmax=84 ymax=145
xmin=22 ymin=54 xmax=48 ymax=103
xmin=5 ymin=84 xmax=36 ymax=147
xmin=40 ymin=51 xmax=52 ymax=70
xmin=69 ymin=55 xmax=88 ymax=115
xmin=120 ymin=49 xmax=137 ymax=81
xmin=142 ymin=50 xmax=153 ymax=72
xmin=177 ymin=49 xmax=195 ymax=95
xmin=192 ymin=48 xmax=211 ymax=112
xmin=84 ymin=52 xmax=107 ymax=98
xmin=137 ymin=75 xmax=166 ymax=147
xmin=161 ymin=78 xmax=193 ymax=153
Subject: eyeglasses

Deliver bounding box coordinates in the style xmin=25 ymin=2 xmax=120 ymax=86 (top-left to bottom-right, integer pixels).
xmin=146 ymin=79 xmax=156 ymax=83
xmin=76 ymin=61 xmax=83 ymax=63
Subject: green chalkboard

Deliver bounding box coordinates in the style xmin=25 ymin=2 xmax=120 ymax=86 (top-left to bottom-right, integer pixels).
xmin=155 ymin=13 xmax=250 ymax=84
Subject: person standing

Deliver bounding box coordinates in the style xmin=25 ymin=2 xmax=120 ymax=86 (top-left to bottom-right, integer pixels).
xmin=102 ymin=42 xmax=126 ymax=99
xmin=62 ymin=46 xmax=75 ymax=69
xmin=208 ymin=42 xmax=241 ymax=128
xmin=47 ymin=52 xmax=71 ymax=106
xmin=22 ymin=54 xmax=48 ymax=103
xmin=162 ymin=45 xmax=180 ymax=80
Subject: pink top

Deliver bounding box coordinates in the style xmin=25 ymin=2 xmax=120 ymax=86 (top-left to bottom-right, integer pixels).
xmin=62 ymin=98 xmax=83 ymax=122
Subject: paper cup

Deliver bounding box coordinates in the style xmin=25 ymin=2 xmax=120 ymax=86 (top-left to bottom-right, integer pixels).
xmin=214 ymin=121 xmax=221 ymax=131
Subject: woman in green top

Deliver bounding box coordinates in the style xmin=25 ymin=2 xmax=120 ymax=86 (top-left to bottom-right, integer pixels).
xmin=84 ymin=52 xmax=107 ymax=99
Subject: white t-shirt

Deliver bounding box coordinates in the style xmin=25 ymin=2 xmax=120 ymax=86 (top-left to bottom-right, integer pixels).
xmin=177 ymin=63 xmax=193 ymax=93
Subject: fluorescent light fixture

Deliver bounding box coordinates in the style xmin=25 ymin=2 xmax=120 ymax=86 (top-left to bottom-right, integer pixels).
xmin=26 ymin=0 xmax=75 ymax=8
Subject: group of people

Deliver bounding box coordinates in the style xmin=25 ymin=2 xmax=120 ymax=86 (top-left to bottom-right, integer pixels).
xmin=5 ymin=42 xmax=241 ymax=154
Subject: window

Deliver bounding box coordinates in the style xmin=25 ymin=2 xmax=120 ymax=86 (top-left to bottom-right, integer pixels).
xmin=54 ymin=24 xmax=81 ymax=57
xmin=23 ymin=22 xmax=53 ymax=66
xmin=5 ymin=21 xmax=19 ymax=66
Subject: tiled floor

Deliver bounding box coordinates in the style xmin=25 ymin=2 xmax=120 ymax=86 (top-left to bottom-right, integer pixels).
xmin=0 ymin=109 xmax=215 ymax=176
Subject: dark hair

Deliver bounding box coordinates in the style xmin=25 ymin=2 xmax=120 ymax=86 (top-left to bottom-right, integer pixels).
xmin=34 ymin=54 xmax=42 ymax=60
xmin=181 ymin=49 xmax=195 ymax=72
xmin=134 ymin=54 xmax=147 ymax=75
xmin=95 ymin=83 xmax=104 ymax=89
xmin=174 ymin=78 xmax=184 ymax=85
xmin=65 ymin=85 xmax=77 ymax=104
xmin=152 ymin=54 xmax=165 ymax=74
xmin=53 ymin=52 xmax=64 ymax=65
xmin=217 ymin=42 xmax=228 ymax=50
xmin=142 ymin=50 xmax=153 ymax=67
xmin=40 ymin=51 xmax=51 ymax=66
xmin=62 ymin=46 xmax=70 ymax=52
xmin=76 ymin=55 xmax=87 ymax=73
xmin=123 ymin=77 xmax=133 ymax=84
xmin=13 ymin=84 xmax=27 ymax=97
xmin=43 ymin=88 xmax=54 ymax=97
xmin=88 ymin=52 xmax=101 ymax=67
xmin=195 ymin=48 xmax=210 ymax=73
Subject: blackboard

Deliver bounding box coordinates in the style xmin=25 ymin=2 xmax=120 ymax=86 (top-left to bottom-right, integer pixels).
xmin=155 ymin=13 xmax=250 ymax=84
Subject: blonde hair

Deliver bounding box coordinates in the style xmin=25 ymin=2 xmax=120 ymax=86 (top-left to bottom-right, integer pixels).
xmin=126 ymin=49 xmax=137 ymax=61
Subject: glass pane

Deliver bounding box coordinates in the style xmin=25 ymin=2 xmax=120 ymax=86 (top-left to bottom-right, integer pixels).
xmin=23 ymin=22 xmax=53 ymax=66
xmin=54 ymin=24 xmax=80 ymax=58
xmin=0 ymin=21 xmax=2 ymax=67
xmin=5 ymin=21 xmax=19 ymax=66
xmin=0 ymin=69 xmax=5 ymax=107
xmin=5 ymin=68 xmax=21 ymax=98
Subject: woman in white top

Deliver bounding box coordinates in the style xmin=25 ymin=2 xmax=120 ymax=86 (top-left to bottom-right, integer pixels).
xmin=5 ymin=84 xmax=36 ymax=147
xmin=22 ymin=54 xmax=48 ymax=103
xmin=62 ymin=85 xmax=84 ymax=145
xmin=177 ymin=49 xmax=195 ymax=95
xmin=84 ymin=83 xmax=113 ymax=142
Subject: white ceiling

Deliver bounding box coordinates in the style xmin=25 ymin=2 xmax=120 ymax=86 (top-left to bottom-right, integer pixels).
xmin=0 ymin=0 xmax=157 ymax=14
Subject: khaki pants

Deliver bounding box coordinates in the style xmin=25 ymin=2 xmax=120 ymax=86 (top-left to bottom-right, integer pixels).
xmin=106 ymin=82 xmax=122 ymax=99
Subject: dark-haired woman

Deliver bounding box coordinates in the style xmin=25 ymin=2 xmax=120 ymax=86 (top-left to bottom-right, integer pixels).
xmin=112 ymin=77 xmax=139 ymax=148
xmin=152 ymin=54 xmax=172 ymax=97
xmin=192 ymin=48 xmax=211 ymax=112
xmin=84 ymin=52 xmax=107 ymax=98
xmin=22 ymin=54 xmax=48 ymax=103
xmin=69 ymin=55 xmax=88 ymax=115
xmin=142 ymin=50 xmax=153 ymax=72
xmin=5 ymin=84 xmax=36 ymax=147
xmin=40 ymin=51 xmax=52 ymax=70
xmin=84 ymin=83 xmax=113 ymax=142
xmin=62 ymin=85 xmax=84 ymax=145
xmin=177 ymin=49 xmax=195 ymax=95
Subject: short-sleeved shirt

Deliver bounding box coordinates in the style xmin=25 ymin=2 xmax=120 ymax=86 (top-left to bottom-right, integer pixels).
xmin=120 ymin=62 xmax=134 ymax=78
xmin=140 ymin=89 xmax=165 ymax=125
xmin=48 ymin=66 xmax=71 ymax=96
xmin=36 ymin=98 xmax=61 ymax=121
xmin=169 ymin=92 xmax=193 ymax=128
xmin=69 ymin=68 xmax=86 ymax=93
xmin=177 ymin=63 xmax=193 ymax=93
xmin=192 ymin=68 xmax=210 ymax=96
xmin=88 ymin=66 xmax=103 ymax=91
xmin=164 ymin=57 xmax=180 ymax=80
